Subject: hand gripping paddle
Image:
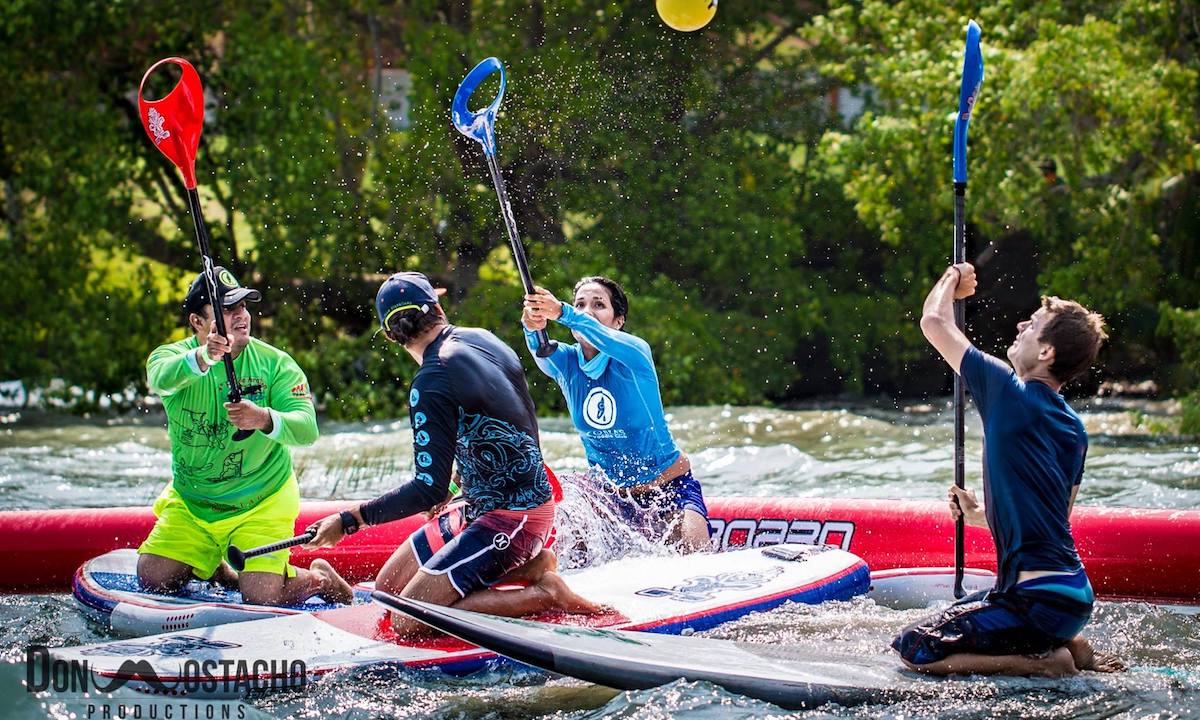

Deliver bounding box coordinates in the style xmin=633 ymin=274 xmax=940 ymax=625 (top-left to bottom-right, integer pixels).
xmin=452 ymin=58 xmax=558 ymax=358
xmin=138 ymin=58 xmax=253 ymax=442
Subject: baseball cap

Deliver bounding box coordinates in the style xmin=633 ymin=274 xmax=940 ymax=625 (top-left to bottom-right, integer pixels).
xmin=375 ymin=272 xmax=445 ymax=329
xmin=183 ymin=267 xmax=262 ymax=315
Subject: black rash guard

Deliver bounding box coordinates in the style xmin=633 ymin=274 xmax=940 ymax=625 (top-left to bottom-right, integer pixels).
xmin=360 ymin=325 xmax=551 ymax=525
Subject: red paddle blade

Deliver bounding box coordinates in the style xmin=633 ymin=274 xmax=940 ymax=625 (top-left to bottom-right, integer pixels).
xmin=137 ymin=57 xmax=204 ymax=189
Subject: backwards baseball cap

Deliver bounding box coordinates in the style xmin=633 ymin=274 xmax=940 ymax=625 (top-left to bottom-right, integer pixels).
xmin=375 ymin=272 xmax=445 ymax=330
xmin=183 ymin=267 xmax=262 ymax=315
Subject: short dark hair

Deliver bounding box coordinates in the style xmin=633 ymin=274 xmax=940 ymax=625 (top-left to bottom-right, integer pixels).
xmin=384 ymin=306 xmax=443 ymax=345
xmin=1038 ymin=296 xmax=1107 ymax=384
xmin=573 ymin=276 xmax=629 ymax=324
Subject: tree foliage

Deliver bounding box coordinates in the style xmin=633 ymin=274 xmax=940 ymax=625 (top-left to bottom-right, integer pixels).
xmin=2 ymin=0 xmax=1197 ymax=420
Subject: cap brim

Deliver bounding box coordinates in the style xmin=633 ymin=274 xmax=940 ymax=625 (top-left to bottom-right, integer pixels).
xmin=222 ymin=288 xmax=262 ymax=306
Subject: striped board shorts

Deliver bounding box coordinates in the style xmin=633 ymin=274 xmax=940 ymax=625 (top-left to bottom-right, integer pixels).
xmin=409 ymin=499 xmax=556 ymax=597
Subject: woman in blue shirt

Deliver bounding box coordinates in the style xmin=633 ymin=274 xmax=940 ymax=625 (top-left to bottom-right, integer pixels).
xmin=522 ymin=277 xmax=710 ymax=552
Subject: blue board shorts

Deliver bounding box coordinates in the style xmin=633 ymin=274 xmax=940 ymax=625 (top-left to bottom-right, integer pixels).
xmin=892 ymin=570 xmax=1095 ymax=666
xmin=409 ymin=500 xmax=555 ymax=598
xmin=610 ymin=470 xmax=709 ymax=537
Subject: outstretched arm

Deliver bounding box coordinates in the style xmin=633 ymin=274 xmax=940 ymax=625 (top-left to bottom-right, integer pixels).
xmin=919 ymin=263 xmax=977 ymax=374
xmin=521 ymin=303 xmax=571 ymax=381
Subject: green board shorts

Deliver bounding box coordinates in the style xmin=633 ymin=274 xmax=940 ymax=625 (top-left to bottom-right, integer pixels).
xmin=139 ymin=476 xmax=299 ymax=579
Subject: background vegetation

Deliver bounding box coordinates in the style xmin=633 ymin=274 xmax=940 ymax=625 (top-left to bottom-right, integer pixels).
xmin=2 ymin=1 xmax=1197 ymax=429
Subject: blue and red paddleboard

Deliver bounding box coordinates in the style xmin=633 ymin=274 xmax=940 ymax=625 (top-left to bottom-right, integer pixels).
xmin=54 ymin=544 xmax=869 ymax=697
xmin=72 ymin=549 xmax=373 ymax=635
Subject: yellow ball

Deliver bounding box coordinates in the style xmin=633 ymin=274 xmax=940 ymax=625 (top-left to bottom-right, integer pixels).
xmin=656 ymin=0 xmax=717 ymax=32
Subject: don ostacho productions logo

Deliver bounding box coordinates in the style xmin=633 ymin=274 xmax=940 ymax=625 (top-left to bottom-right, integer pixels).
xmin=25 ymin=644 xmax=308 ymax=696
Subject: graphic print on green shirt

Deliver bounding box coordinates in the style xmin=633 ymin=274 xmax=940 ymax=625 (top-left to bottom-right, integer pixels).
xmin=146 ymin=335 xmax=318 ymax=521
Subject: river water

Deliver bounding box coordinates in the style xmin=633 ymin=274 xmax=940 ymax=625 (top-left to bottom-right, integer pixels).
xmin=1 ymin=402 xmax=1198 ymax=718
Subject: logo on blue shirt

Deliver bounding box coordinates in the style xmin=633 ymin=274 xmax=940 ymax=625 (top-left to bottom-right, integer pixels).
xmin=409 ymin=388 xmax=420 ymax=406
xmin=583 ymin=387 xmax=617 ymax=430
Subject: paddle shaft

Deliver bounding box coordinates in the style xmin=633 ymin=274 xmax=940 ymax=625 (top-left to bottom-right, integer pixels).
xmin=484 ymin=154 xmax=556 ymax=357
xmin=227 ymin=531 xmax=314 ymax=572
xmin=953 ymin=182 xmax=967 ymax=599
xmin=184 ymin=188 xmax=253 ymax=442
xmin=950 ymin=21 xmax=982 ymax=600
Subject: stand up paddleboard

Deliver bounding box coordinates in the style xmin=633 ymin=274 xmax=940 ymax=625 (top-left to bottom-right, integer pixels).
xmin=388 ymin=595 xmax=933 ymax=709
xmin=74 ymin=546 xmax=992 ymax=638
xmin=73 ymin=549 xmax=372 ymax=635
xmin=389 ymin=597 xmax=1192 ymax=710
xmin=54 ymin=544 xmax=868 ymax=697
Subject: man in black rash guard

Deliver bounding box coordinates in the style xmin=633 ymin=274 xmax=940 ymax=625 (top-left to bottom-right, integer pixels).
xmin=306 ymin=272 xmax=603 ymax=635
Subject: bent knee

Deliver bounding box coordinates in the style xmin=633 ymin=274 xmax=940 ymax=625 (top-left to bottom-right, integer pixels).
xmin=136 ymin=557 xmax=191 ymax=593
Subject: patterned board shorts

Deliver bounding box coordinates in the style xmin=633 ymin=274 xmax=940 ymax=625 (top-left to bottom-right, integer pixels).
xmin=409 ymin=499 xmax=556 ymax=597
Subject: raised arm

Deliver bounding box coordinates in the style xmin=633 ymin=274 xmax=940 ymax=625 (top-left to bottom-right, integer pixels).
xmin=919 ymin=262 xmax=978 ymax=374
xmin=521 ymin=304 xmax=571 ymax=382
xmin=555 ymin=302 xmax=653 ymax=370
xmin=146 ymin=341 xmax=209 ymax=396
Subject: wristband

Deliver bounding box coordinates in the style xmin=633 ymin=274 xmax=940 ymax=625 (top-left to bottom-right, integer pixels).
xmin=339 ymin=510 xmax=360 ymax=536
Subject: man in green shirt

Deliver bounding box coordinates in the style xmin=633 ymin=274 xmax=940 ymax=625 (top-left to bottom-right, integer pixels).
xmin=138 ymin=268 xmax=352 ymax=605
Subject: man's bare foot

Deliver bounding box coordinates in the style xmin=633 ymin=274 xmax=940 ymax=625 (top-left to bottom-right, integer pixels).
xmin=1040 ymin=647 xmax=1081 ymax=677
xmin=536 ymin=572 xmax=610 ymax=615
xmin=1085 ymin=651 xmax=1127 ymax=673
xmin=310 ymin=559 xmax=355 ymax=604
xmin=1066 ymin=636 xmax=1126 ymax=673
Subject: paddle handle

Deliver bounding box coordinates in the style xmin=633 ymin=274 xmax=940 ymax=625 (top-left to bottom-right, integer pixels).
xmin=227 ymin=531 xmax=315 ymax=572
xmin=450 ymin=57 xmax=556 ymax=358
xmin=952 ymin=183 xmax=967 ymax=599
xmin=185 ymin=189 xmax=254 ymax=442
xmin=950 ymin=20 xmax=981 ymax=601
xmin=485 ymin=155 xmax=558 ymax=358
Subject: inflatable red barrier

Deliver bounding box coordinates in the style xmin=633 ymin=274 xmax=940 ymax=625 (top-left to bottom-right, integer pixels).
xmin=1 ymin=498 xmax=1197 ymax=604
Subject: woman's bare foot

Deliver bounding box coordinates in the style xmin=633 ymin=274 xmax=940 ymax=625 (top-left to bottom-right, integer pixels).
xmin=1067 ymin=636 xmax=1127 ymax=673
xmin=536 ymin=572 xmax=610 ymax=615
xmin=310 ymin=559 xmax=355 ymax=604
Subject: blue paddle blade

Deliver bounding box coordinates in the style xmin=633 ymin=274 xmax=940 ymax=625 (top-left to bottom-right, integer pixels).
xmin=452 ymin=57 xmax=506 ymax=157
xmin=952 ymin=21 xmax=984 ymax=184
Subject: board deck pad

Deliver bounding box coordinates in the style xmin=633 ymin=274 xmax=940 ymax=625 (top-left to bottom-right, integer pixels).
xmin=54 ymin=544 xmax=868 ymax=697
xmin=72 ymin=549 xmax=373 ymax=635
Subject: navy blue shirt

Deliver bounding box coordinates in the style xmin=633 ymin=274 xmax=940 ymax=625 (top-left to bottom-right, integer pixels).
xmin=960 ymin=346 xmax=1087 ymax=591
xmin=361 ymin=325 xmax=551 ymax=525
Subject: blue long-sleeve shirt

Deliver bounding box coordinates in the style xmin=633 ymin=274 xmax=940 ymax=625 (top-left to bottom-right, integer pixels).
xmin=524 ymin=303 xmax=681 ymax=488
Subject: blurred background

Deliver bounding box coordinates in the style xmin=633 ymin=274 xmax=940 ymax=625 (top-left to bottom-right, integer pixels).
xmin=1 ymin=0 xmax=1197 ymax=427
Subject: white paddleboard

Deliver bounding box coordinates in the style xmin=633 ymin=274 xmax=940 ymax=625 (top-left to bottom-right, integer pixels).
xmin=73 ymin=549 xmax=371 ymax=635
xmin=53 ymin=544 xmax=867 ymax=698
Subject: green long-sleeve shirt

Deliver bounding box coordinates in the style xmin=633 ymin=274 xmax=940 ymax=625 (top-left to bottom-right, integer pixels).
xmin=147 ymin=336 xmax=318 ymax=521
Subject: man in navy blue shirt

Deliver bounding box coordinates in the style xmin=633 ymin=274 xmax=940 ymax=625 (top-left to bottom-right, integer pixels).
xmin=306 ymin=272 xmax=603 ymax=635
xmin=893 ymin=262 xmax=1122 ymax=676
